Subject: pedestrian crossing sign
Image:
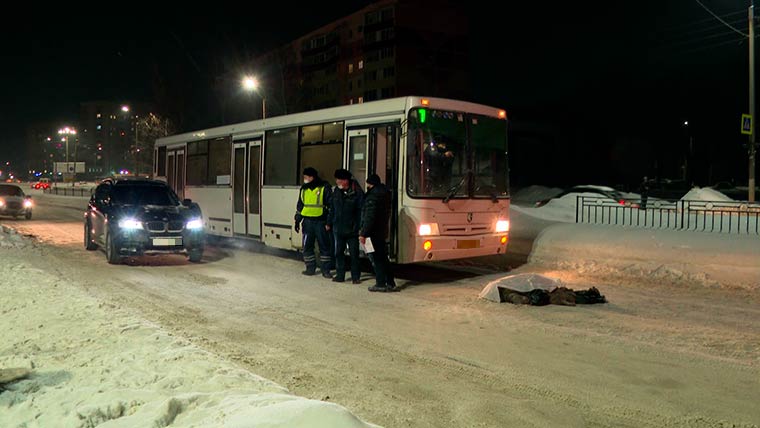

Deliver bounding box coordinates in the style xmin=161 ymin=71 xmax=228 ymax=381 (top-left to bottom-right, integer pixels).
xmin=741 ymin=114 xmax=753 ymax=135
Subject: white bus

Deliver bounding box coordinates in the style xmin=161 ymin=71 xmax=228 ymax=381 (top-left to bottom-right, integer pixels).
xmin=154 ymin=96 xmax=510 ymax=264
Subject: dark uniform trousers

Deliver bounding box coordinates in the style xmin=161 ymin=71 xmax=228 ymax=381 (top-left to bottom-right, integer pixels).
xmin=367 ymin=235 xmax=395 ymax=288
xmin=302 ymin=217 xmax=333 ymax=273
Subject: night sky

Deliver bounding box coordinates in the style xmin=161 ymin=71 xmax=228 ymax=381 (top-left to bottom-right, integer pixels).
xmin=1 ymin=1 xmax=756 ymax=188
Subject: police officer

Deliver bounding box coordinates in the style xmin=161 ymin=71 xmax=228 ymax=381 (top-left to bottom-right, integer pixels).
xmin=359 ymin=174 xmax=396 ymax=292
xmin=295 ymin=167 xmax=333 ymax=278
xmin=327 ymin=168 xmax=364 ymax=284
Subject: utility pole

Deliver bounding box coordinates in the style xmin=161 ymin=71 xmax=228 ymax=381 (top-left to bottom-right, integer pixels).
xmin=749 ymin=2 xmax=756 ymax=202
xmin=134 ymin=118 xmax=139 ymax=176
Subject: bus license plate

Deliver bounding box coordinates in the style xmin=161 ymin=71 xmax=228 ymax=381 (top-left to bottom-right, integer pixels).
xmin=153 ymin=238 xmax=182 ymax=246
xmin=457 ymin=240 xmax=479 ymax=249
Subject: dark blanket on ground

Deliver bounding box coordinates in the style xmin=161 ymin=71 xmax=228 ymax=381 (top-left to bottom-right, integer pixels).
xmin=499 ymin=286 xmax=607 ymax=306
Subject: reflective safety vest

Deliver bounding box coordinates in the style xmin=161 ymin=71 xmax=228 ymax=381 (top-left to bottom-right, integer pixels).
xmin=300 ymin=186 xmax=325 ymax=217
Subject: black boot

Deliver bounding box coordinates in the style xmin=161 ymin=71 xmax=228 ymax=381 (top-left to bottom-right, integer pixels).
xmin=302 ymin=269 xmax=316 ymax=276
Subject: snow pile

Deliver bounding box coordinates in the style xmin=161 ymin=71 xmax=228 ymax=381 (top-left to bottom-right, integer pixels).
xmin=511 ymin=185 xmax=563 ymax=206
xmin=0 ymin=235 xmax=380 ymax=428
xmin=529 ymin=223 xmax=760 ymax=290
xmin=512 ymin=192 xmax=608 ymax=223
xmin=681 ymin=187 xmax=734 ymax=202
xmin=0 ymin=227 xmax=27 ymax=248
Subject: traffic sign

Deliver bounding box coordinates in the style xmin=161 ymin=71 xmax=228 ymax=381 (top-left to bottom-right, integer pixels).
xmin=741 ymin=114 xmax=753 ymax=135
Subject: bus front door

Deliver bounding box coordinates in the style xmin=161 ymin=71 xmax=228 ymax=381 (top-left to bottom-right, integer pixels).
xmin=348 ymin=125 xmax=398 ymax=256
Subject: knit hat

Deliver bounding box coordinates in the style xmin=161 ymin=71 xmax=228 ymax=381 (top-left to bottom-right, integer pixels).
xmin=302 ymin=167 xmax=318 ymax=178
xmin=366 ymin=174 xmax=381 ymax=186
xmin=334 ymin=169 xmax=352 ymax=180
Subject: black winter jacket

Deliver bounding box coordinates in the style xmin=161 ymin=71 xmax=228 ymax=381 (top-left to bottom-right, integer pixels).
xmin=327 ymin=180 xmax=364 ymax=236
xmin=359 ymin=183 xmax=391 ymax=239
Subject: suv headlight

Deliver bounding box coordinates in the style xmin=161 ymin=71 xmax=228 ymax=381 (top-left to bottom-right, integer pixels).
xmin=23 ymin=200 xmax=33 ymax=208
xmin=118 ymin=218 xmax=143 ymax=230
xmin=186 ymin=218 xmax=203 ymax=230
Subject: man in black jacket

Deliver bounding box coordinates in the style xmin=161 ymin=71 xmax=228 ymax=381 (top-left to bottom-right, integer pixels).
xmin=359 ymin=174 xmax=396 ymax=292
xmin=295 ymin=167 xmax=333 ymax=278
xmin=327 ymin=169 xmax=364 ymax=284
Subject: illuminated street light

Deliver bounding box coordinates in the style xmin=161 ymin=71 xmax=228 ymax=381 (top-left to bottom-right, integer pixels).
xmin=242 ymin=76 xmax=258 ymax=91
xmin=57 ymin=126 xmax=78 ymax=185
xmin=242 ymin=75 xmax=266 ymax=119
xmin=121 ymin=105 xmax=130 ymax=112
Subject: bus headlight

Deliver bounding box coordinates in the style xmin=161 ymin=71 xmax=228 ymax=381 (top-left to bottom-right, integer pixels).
xmin=418 ymin=223 xmax=438 ymax=236
xmin=495 ymin=220 xmax=510 ymax=233
xmin=118 ymin=218 xmax=142 ymax=230
xmin=186 ymin=218 xmax=203 ymax=230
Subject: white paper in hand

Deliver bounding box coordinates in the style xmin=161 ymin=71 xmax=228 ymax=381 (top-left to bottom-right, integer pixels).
xmin=363 ymin=237 xmax=375 ymax=253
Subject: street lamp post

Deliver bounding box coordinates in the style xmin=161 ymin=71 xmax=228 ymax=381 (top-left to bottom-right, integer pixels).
xmin=242 ymin=76 xmax=266 ymax=119
xmin=57 ymin=127 xmax=77 ymax=185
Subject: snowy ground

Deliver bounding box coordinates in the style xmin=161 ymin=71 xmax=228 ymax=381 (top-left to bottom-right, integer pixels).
xmin=0 ymin=231 xmax=379 ymax=428
xmin=2 ymin=193 xmax=760 ymax=427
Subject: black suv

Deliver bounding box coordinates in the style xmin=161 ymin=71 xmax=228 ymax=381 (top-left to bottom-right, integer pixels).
xmin=84 ymin=178 xmax=204 ymax=264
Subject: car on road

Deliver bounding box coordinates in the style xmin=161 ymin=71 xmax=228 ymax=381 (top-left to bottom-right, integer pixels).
xmin=534 ymin=185 xmax=630 ymax=207
xmin=84 ymin=177 xmax=205 ymax=264
xmin=0 ymin=184 xmax=33 ymax=219
xmin=32 ymin=178 xmax=51 ymax=190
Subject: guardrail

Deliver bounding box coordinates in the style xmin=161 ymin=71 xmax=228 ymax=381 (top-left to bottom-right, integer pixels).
xmin=43 ymin=187 xmax=92 ymax=197
xmin=576 ymin=196 xmax=760 ymax=235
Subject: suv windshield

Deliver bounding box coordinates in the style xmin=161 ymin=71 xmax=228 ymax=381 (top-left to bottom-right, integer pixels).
xmin=111 ymin=185 xmax=180 ymax=206
xmin=406 ymin=108 xmax=509 ymax=199
xmin=0 ymin=185 xmax=23 ymax=196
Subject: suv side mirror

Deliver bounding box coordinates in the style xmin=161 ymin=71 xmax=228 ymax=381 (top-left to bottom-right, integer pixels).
xmin=183 ymin=198 xmax=193 ymax=206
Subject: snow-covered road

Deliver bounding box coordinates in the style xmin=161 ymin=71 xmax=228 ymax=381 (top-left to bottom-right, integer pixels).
xmin=2 ymin=194 xmax=760 ymax=427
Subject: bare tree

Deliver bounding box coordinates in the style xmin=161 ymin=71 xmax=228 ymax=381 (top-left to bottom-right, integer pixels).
xmin=132 ymin=113 xmax=175 ymax=177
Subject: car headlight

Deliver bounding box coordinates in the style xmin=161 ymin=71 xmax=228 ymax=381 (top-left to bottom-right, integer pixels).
xmin=23 ymin=200 xmax=33 ymax=208
xmin=0 ymin=199 xmax=4 ymax=207
xmin=495 ymin=220 xmax=510 ymax=232
xmin=118 ymin=218 xmax=143 ymax=230
xmin=186 ymin=218 xmax=203 ymax=230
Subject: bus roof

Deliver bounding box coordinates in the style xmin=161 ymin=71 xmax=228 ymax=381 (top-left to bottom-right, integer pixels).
xmin=155 ymin=96 xmax=505 ymax=147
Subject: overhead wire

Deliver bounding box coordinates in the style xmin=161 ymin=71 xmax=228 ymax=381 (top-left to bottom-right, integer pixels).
xmin=693 ymin=0 xmax=749 ymax=37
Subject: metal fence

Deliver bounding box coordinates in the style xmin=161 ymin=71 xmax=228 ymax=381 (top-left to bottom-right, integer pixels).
xmin=44 ymin=187 xmax=92 ymax=197
xmin=576 ymin=196 xmax=760 ymax=235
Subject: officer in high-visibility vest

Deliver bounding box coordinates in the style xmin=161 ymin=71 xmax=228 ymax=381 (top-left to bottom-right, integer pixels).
xmin=294 ymin=167 xmax=333 ymax=277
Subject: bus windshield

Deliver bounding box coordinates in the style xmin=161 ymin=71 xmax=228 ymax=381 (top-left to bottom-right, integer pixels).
xmin=406 ymin=108 xmax=508 ymax=199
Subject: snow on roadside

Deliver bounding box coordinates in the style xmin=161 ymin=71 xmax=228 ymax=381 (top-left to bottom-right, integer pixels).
xmin=510 ymin=185 xmax=563 ymax=206
xmin=0 ymin=232 xmax=380 ymax=428
xmin=680 ymin=187 xmax=734 ymax=202
xmin=529 ymin=223 xmax=760 ymax=290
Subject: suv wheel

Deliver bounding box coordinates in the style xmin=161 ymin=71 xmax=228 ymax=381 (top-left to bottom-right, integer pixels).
xmin=188 ymin=248 xmax=203 ymax=263
xmin=105 ymin=230 xmax=121 ymax=264
xmin=25 ymin=211 xmax=32 ymax=220
xmin=84 ymin=221 xmax=97 ymax=250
